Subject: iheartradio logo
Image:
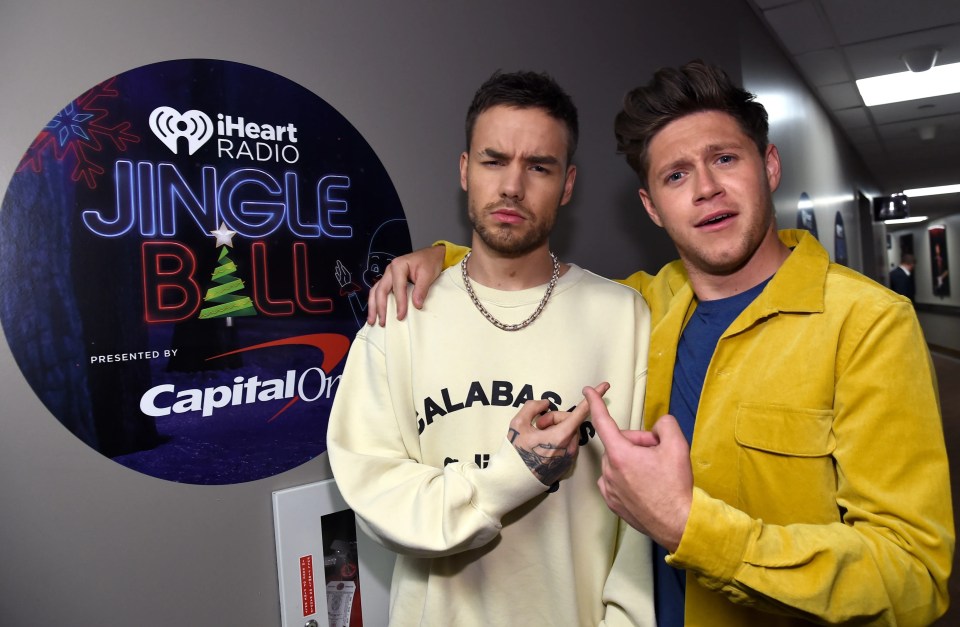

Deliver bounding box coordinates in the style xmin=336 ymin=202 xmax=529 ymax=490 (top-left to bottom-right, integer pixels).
xmin=148 ymin=106 xmax=213 ymax=155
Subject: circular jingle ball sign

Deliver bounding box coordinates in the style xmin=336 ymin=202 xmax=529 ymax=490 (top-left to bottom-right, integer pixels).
xmin=0 ymin=59 xmax=410 ymax=484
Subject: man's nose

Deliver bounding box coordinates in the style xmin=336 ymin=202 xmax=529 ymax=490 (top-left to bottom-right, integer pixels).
xmin=693 ymin=167 xmax=722 ymax=202
xmin=500 ymin=164 xmax=525 ymax=200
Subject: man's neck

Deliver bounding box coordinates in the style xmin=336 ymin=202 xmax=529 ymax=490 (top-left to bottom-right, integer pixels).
xmin=465 ymin=241 xmax=564 ymax=290
xmin=685 ymin=228 xmax=791 ymax=301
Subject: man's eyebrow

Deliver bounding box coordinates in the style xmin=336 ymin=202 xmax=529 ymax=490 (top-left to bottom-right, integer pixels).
xmin=526 ymin=154 xmax=561 ymax=166
xmin=704 ymin=142 xmax=744 ymax=154
xmin=655 ymin=142 xmax=746 ymax=177
xmin=478 ymin=148 xmax=509 ymax=160
xmin=478 ymin=147 xmax=561 ymax=166
xmin=655 ymin=156 xmax=691 ymax=179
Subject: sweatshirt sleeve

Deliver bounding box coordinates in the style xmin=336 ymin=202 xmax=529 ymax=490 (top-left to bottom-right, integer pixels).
xmin=601 ymin=304 xmax=656 ymax=627
xmin=600 ymin=522 xmax=656 ymax=627
xmin=668 ymin=299 xmax=953 ymax=625
xmin=326 ymin=312 xmax=549 ymax=558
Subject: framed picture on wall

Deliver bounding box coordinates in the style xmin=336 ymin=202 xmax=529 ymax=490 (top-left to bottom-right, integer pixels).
xmin=273 ymin=478 xmax=395 ymax=627
xmin=834 ymin=212 xmax=848 ymax=266
xmin=928 ymin=225 xmax=950 ymax=297
xmin=796 ymin=192 xmax=819 ymax=239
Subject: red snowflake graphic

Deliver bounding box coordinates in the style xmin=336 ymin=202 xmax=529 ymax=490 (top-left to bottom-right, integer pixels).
xmin=17 ymin=77 xmax=140 ymax=190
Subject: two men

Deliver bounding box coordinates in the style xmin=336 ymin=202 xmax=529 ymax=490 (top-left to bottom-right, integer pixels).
xmin=369 ymin=61 xmax=954 ymax=625
xmin=327 ymin=71 xmax=654 ymax=626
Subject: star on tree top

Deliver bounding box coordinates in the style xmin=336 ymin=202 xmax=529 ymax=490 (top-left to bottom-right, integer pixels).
xmin=210 ymin=222 xmax=237 ymax=248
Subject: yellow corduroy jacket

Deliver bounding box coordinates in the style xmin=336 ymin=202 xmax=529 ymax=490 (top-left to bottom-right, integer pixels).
xmin=619 ymin=229 xmax=953 ymax=626
xmin=442 ymin=228 xmax=953 ymax=625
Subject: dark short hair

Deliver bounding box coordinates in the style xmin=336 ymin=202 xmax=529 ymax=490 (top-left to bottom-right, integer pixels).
xmin=465 ymin=70 xmax=579 ymax=164
xmin=614 ymin=60 xmax=769 ymax=188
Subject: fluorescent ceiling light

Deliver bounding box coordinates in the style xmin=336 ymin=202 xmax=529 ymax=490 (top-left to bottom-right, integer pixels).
xmin=856 ymin=62 xmax=960 ymax=106
xmin=884 ymin=216 xmax=928 ymax=225
xmin=902 ymin=184 xmax=960 ymax=197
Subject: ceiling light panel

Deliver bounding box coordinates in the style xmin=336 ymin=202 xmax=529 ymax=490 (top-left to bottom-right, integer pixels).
xmin=857 ymin=62 xmax=960 ymax=106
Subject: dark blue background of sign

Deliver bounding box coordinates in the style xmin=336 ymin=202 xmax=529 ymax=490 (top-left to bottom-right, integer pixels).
xmin=0 ymin=59 xmax=410 ymax=484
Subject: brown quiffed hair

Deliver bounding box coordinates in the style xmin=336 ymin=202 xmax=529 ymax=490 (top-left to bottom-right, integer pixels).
xmin=614 ymin=60 xmax=769 ymax=188
xmin=466 ymin=70 xmax=579 ymax=165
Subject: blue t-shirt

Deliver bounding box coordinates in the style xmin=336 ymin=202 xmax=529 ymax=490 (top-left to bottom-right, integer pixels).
xmin=654 ymin=278 xmax=769 ymax=627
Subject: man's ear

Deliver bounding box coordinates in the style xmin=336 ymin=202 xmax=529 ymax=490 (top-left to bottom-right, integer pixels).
xmin=765 ymin=144 xmax=782 ymax=193
xmin=638 ymin=189 xmax=663 ymax=227
xmin=559 ymin=164 xmax=577 ymax=206
xmin=459 ymin=152 xmax=469 ymax=192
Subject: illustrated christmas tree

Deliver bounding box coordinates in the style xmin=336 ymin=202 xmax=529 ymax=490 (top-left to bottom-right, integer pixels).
xmin=198 ymin=222 xmax=257 ymax=319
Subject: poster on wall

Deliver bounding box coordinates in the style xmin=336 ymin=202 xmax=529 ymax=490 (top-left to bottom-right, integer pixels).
xmin=0 ymin=59 xmax=411 ymax=484
xmin=929 ymin=225 xmax=950 ymax=297
xmin=796 ymin=192 xmax=819 ymax=239
xmin=834 ymin=212 xmax=847 ymax=266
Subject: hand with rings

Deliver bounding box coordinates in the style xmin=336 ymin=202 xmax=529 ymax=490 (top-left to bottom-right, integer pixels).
xmin=506 ymin=382 xmax=610 ymax=486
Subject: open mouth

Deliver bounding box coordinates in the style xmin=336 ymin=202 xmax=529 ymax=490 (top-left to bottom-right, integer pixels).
xmin=697 ymin=213 xmax=734 ymax=227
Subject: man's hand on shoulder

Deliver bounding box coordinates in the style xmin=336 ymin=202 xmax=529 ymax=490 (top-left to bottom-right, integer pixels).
xmin=367 ymin=245 xmax=447 ymax=326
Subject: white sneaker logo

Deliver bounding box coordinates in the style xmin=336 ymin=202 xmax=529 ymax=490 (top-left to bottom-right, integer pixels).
xmin=149 ymin=107 xmax=213 ymax=155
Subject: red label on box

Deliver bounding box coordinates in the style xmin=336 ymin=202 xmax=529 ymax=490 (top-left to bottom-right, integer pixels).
xmin=299 ymin=555 xmax=316 ymax=616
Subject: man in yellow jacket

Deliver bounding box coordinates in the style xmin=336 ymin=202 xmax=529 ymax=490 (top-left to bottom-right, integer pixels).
xmin=583 ymin=60 xmax=953 ymax=626
xmin=368 ymin=60 xmax=954 ymax=626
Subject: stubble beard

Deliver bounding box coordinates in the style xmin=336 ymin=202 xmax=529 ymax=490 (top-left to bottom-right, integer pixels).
xmin=468 ymin=199 xmax=555 ymax=257
xmin=673 ymin=190 xmax=776 ymax=277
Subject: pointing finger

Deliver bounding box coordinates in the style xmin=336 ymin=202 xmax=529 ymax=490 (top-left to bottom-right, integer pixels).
xmin=582 ymin=385 xmax=625 ymax=446
xmin=532 ymin=382 xmax=610 ymax=430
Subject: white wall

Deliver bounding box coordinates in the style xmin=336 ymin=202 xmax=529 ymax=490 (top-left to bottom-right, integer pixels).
xmin=0 ymin=1 xmax=741 ymax=625
xmin=887 ymin=217 xmax=960 ymax=307
xmin=888 ymin=216 xmax=960 ymax=352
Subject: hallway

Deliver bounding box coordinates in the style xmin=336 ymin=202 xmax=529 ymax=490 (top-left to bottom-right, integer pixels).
xmin=932 ymin=349 xmax=959 ymax=626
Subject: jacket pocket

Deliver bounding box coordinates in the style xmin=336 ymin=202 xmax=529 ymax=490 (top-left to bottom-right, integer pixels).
xmin=735 ymin=404 xmax=834 ymax=456
xmin=733 ymin=404 xmax=837 ymax=524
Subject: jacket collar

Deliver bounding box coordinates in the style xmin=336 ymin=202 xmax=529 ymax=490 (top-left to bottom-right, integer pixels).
xmin=706 ymin=229 xmax=828 ymax=337
xmin=763 ymin=229 xmax=828 ymax=313
xmin=656 ymin=229 xmax=829 ymax=331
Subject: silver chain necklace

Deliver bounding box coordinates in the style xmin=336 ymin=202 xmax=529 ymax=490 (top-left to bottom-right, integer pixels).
xmin=460 ymin=252 xmax=560 ymax=331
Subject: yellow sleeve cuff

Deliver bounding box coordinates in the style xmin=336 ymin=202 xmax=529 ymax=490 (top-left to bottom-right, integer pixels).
xmin=433 ymin=240 xmax=470 ymax=270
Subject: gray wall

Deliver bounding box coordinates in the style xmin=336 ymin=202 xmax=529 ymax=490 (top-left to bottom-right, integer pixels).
xmin=738 ymin=10 xmax=881 ymax=275
xmin=737 ymin=13 xmax=959 ymax=352
xmin=0 ymin=1 xmax=906 ymax=625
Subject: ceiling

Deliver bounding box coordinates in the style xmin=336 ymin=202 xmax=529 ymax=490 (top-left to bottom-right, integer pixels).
xmin=746 ymin=0 xmax=960 ymax=227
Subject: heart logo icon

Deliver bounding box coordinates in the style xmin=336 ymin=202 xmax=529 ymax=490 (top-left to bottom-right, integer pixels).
xmin=148 ymin=107 xmax=213 ymax=155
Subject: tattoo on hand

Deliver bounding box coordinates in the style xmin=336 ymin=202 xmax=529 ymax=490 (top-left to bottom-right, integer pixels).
xmin=508 ymin=428 xmax=520 ymax=443
xmin=515 ymin=442 xmax=574 ymax=486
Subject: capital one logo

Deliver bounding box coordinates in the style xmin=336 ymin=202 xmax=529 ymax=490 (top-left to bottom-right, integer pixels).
xmin=149 ymin=106 xmax=213 ymax=155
